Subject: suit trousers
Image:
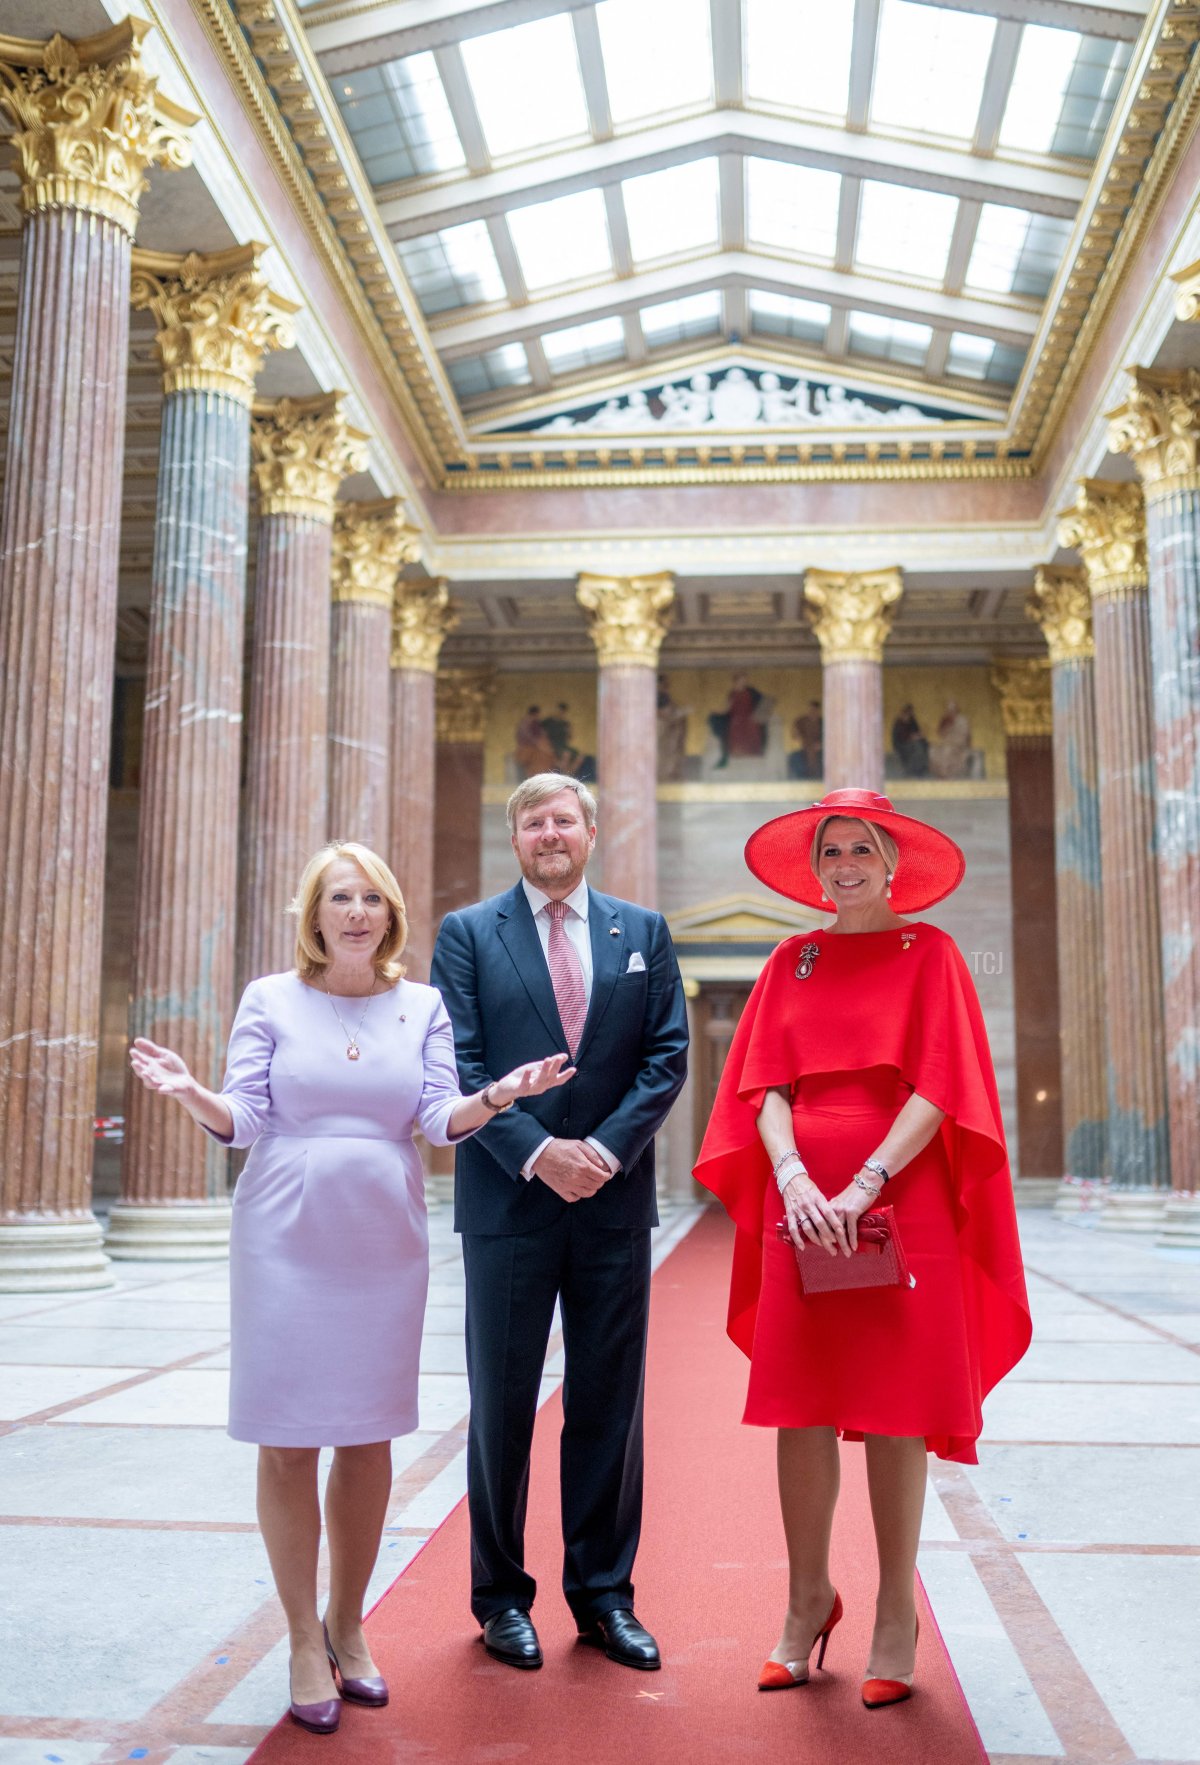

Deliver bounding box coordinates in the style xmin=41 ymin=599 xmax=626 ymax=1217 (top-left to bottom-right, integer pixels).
xmin=462 ymin=1209 xmax=652 ymax=1625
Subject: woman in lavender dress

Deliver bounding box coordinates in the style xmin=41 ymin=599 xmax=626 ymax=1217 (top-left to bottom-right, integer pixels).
xmin=129 ymin=842 xmax=571 ymax=1734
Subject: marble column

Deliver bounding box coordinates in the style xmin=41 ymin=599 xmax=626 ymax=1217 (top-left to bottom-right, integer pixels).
xmin=106 ymin=246 xmax=296 ymax=1261
xmin=803 ymin=569 xmax=903 ymax=792
xmin=329 ymin=500 xmax=420 ymax=850
xmin=576 ymin=572 xmax=675 ymax=907
xmin=1028 ymin=568 xmax=1108 ymax=1216
xmin=0 ymin=24 xmax=193 ymax=1290
xmin=434 ymin=670 xmax=496 ymax=923
xmin=1058 ymin=481 xmax=1169 ymax=1228
xmin=390 ymin=581 xmax=456 ymax=980
xmin=1109 ymin=371 xmax=1200 ymax=1243
xmin=991 ymin=659 xmax=1063 ymax=1190
xmin=241 ymin=394 xmax=367 ymax=984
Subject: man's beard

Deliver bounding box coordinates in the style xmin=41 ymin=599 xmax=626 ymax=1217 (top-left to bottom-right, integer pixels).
xmin=526 ymin=847 xmax=585 ymax=888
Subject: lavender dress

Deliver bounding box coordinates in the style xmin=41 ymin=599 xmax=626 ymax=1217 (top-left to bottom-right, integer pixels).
xmin=212 ymin=972 xmax=469 ymax=1447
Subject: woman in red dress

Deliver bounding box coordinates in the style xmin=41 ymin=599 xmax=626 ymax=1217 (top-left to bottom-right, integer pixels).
xmin=694 ymin=789 xmax=1030 ymax=1708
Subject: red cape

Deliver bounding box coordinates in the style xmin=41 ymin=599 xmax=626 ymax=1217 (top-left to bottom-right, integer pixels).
xmin=693 ymin=927 xmax=1031 ymax=1435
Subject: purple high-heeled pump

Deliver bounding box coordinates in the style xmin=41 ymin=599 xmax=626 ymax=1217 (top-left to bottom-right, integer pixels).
xmin=288 ymin=1662 xmax=341 ymax=1735
xmin=323 ymin=1619 xmax=389 ymax=1707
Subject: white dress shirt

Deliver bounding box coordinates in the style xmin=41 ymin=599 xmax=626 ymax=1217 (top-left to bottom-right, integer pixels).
xmin=518 ymin=876 xmax=620 ymax=1182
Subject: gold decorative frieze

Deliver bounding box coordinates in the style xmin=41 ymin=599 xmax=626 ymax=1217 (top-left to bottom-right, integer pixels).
xmin=1173 ymin=257 xmax=1200 ymax=321
xmin=436 ymin=669 xmax=496 ymax=744
xmin=1057 ymin=480 xmax=1148 ymax=598
xmin=991 ymin=658 xmax=1053 ymax=740
xmin=1028 ymin=567 xmax=1094 ymax=664
xmin=1107 ymin=367 xmax=1200 ymax=500
xmin=392 ymin=580 xmax=456 ymax=673
xmin=803 ymin=568 xmax=903 ymax=663
xmin=250 ymin=392 xmax=368 ymax=522
xmin=576 ymin=573 xmax=675 ymax=667
xmin=0 ymin=22 xmax=195 ymax=237
xmin=130 ymin=243 xmax=299 ymax=406
xmin=332 ymin=499 xmax=421 ymax=608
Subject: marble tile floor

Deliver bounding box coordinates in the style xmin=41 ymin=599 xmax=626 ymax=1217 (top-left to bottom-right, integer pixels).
xmin=0 ymin=1206 xmax=1197 ymax=1765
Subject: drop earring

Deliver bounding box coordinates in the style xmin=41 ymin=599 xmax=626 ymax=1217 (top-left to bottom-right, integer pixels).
xmin=886 ymin=872 xmax=894 ymax=899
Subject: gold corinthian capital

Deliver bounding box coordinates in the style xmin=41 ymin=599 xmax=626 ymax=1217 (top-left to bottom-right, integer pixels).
xmin=0 ymin=22 xmax=195 ymax=237
xmin=391 ymin=580 xmax=457 ymax=673
xmin=130 ymin=243 xmax=299 ymax=407
xmin=251 ymin=393 xmax=369 ymax=523
xmin=991 ymin=658 xmax=1053 ymax=740
xmin=804 ymin=568 xmax=903 ymax=663
xmin=436 ymin=669 xmax=496 ymax=744
xmin=576 ymin=572 xmax=675 ymax=667
xmin=333 ymin=500 xmax=422 ymax=609
xmin=1028 ymin=567 xmax=1094 ymax=664
xmin=1172 ymin=259 xmax=1200 ymax=324
xmin=1107 ymin=367 xmax=1200 ymax=502
xmin=1056 ymin=480 xmax=1147 ymax=599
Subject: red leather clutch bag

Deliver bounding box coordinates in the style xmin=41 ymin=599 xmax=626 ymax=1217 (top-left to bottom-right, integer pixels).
xmin=775 ymin=1205 xmax=914 ymax=1296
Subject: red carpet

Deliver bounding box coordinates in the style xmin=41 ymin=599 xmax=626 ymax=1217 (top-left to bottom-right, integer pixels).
xmin=251 ymin=1209 xmax=985 ymax=1763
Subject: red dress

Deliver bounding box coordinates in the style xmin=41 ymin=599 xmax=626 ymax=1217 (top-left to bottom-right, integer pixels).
xmin=693 ymin=924 xmax=1031 ymax=1463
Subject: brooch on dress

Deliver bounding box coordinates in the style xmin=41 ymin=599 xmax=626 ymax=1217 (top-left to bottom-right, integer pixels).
xmin=795 ymin=941 xmax=821 ymax=980
xmin=901 ymin=929 xmax=917 ymax=952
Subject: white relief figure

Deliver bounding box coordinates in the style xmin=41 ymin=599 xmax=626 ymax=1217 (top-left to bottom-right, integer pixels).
xmin=675 ymin=372 xmax=713 ymax=425
xmin=624 ymin=389 xmax=651 ymax=425
xmin=657 ymin=381 xmax=692 ymax=427
xmin=710 ymin=367 xmax=762 ymax=426
xmin=758 ymin=372 xmax=804 ymax=424
xmin=589 ymin=398 xmax=632 ymax=431
xmin=812 ymin=382 xmax=877 ymax=424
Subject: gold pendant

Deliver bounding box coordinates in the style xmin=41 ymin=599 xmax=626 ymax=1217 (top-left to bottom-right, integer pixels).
xmin=347 ymin=1044 xmax=360 ymax=1061
xmin=795 ymin=941 xmax=821 ymax=980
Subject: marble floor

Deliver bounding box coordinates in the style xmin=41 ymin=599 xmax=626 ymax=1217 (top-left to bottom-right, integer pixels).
xmin=0 ymin=1205 xmax=1197 ymax=1765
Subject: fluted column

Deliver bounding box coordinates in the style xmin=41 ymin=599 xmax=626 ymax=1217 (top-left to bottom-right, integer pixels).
xmin=991 ymin=659 xmax=1063 ymax=1189
xmin=1029 ymin=568 xmax=1108 ymax=1215
xmin=329 ymin=500 xmax=420 ymax=849
xmin=1109 ymin=371 xmax=1200 ymax=1242
xmin=804 ymin=569 xmax=903 ymax=791
xmin=576 ymin=572 xmax=675 ymax=907
xmin=434 ymin=670 xmax=496 ymax=923
xmin=0 ymin=25 xmax=193 ymax=1291
xmin=1059 ymin=481 xmax=1169 ymax=1227
xmin=106 ymin=246 xmax=297 ymax=1262
xmin=241 ymin=394 xmax=367 ymax=984
xmin=390 ymin=581 xmax=456 ymax=980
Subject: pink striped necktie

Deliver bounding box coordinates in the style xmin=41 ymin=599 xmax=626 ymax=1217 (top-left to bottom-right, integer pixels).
xmin=545 ymin=899 xmax=588 ymax=1057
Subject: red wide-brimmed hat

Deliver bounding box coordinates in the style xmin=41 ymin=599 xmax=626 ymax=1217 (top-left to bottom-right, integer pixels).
xmin=745 ymin=788 xmax=966 ymax=914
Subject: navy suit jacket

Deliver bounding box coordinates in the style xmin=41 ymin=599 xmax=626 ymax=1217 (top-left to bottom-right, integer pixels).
xmin=430 ymin=882 xmax=689 ymax=1235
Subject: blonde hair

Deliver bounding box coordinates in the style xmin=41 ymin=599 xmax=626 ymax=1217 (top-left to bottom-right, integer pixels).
xmin=288 ymin=842 xmax=407 ymax=982
xmin=506 ymin=771 xmax=598 ymax=834
xmin=809 ymin=816 xmax=899 ymax=887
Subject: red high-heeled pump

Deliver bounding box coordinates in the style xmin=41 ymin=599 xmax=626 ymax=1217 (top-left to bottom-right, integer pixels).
xmin=862 ymin=1611 xmax=920 ymax=1708
xmin=757 ymin=1590 xmax=843 ymax=1690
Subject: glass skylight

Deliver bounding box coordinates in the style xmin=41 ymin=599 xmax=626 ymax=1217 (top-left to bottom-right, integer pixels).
xmin=334 ymin=53 xmax=465 ymax=187
xmin=746 ymin=159 xmax=840 ymax=261
xmin=1000 ymin=26 xmax=1132 ymax=160
xmin=847 ymin=311 xmax=932 ymax=368
xmin=966 ymin=204 xmax=1073 ymax=300
xmin=596 ymin=0 xmax=713 ymax=124
xmin=744 ymin=0 xmax=854 ymax=116
xmin=622 ymin=160 xmax=719 ymax=263
xmin=395 ymin=222 xmax=506 ymax=317
xmin=946 ymin=332 xmax=1027 ymax=385
xmin=542 ymin=316 xmax=627 ymax=374
xmin=640 ymin=291 xmax=722 ymax=347
xmin=461 ymin=14 xmax=589 ymax=159
xmin=446 ymin=344 xmax=532 ymax=399
xmin=872 ymin=0 xmax=995 ymax=142
xmin=507 ymin=189 xmax=612 ymax=291
xmin=856 ymin=181 xmax=958 ymax=281
xmin=749 ymin=290 xmax=831 ymax=345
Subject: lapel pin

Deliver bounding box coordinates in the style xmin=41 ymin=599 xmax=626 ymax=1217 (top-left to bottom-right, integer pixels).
xmin=609 ymin=926 xmax=620 ymax=935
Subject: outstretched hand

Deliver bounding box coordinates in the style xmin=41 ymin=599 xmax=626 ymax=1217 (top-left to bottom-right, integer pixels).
xmin=491 ymin=1053 xmax=576 ymax=1106
xmin=129 ymin=1037 xmax=195 ymax=1100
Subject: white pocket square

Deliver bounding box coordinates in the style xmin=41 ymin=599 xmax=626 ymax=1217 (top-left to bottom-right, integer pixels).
xmin=626 ymin=951 xmax=646 ymax=973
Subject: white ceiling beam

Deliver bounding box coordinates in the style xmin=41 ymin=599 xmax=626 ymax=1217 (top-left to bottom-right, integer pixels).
xmin=913 ymin=0 xmax=1145 ymax=42
xmin=724 ymin=285 xmax=748 ymax=340
xmin=825 ymin=307 xmax=851 ymax=357
xmin=432 ymin=44 xmax=491 ymax=173
xmin=847 ymin=0 xmax=882 ymax=130
xmin=485 ymin=214 xmax=529 ymax=302
xmin=378 ymin=110 xmax=1084 ymax=236
xmin=924 ymin=331 xmax=952 ymax=380
xmin=943 ymin=199 xmax=983 ymax=296
xmin=718 ymin=152 xmax=745 ymax=250
xmin=973 ymin=20 xmax=1024 ymax=155
xmin=310 ymin=0 xmax=594 ymax=71
xmin=622 ymin=311 xmax=648 ymax=364
xmin=603 ymin=185 xmax=634 ymax=277
xmin=523 ymin=335 xmax=554 ymax=391
xmin=834 ymin=175 xmax=861 ymax=275
xmin=572 ymin=6 xmax=613 ymax=140
xmin=711 ymin=0 xmax=745 ymax=108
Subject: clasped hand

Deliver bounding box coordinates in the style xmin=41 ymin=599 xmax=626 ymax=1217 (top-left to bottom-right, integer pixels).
xmin=782 ymin=1172 xmax=876 ymax=1256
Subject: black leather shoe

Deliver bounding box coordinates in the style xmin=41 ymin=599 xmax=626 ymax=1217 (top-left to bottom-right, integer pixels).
xmin=578 ymin=1608 xmax=661 ymax=1670
xmin=482 ymin=1608 xmax=543 ymax=1669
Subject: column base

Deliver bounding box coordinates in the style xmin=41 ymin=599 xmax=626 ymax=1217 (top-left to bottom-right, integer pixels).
xmin=1157 ymin=1194 xmax=1200 ymax=1249
xmin=0 ymin=1216 xmax=114 ymax=1292
xmin=105 ymin=1201 xmax=232 ymax=1261
xmin=1097 ymin=1189 xmax=1168 ymax=1233
xmin=1013 ymin=1178 xmax=1060 ymax=1208
xmin=1052 ymin=1177 xmax=1108 ymax=1219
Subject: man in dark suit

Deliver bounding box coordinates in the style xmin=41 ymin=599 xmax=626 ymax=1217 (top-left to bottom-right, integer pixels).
xmin=430 ymin=773 xmax=688 ymax=1673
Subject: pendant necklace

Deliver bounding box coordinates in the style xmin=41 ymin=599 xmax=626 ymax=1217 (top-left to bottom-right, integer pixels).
xmin=322 ymin=976 xmax=377 ymax=1060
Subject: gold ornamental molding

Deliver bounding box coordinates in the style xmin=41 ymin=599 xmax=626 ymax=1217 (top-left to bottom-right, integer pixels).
xmin=1057 ymin=479 xmax=1149 ymax=598
xmin=803 ymin=568 xmax=903 ymax=663
xmin=392 ymin=579 xmax=456 ymax=673
xmin=1173 ymin=256 xmax=1200 ymax=319
xmin=130 ymin=242 xmax=299 ymax=406
xmin=991 ymin=657 xmax=1054 ymax=740
xmin=332 ymin=497 xmax=421 ymax=608
xmin=576 ymin=572 xmax=676 ymax=668
xmin=250 ymin=391 xmax=369 ymax=521
xmin=0 ymin=21 xmax=196 ymax=237
xmin=1107 ymin=366 xmax=1200 ymax=500
xmin=436 ymin=668 xmax=496 ymax=745
xmin=1028 ymin=566 xmax=1095 ymax=664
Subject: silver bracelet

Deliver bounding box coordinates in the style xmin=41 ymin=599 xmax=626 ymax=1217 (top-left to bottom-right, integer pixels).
xmin=853 ymin=1173 xmax=882 ymax=1198
xmin=773 ymin=1150 xmax=808 ymax=1196
xmin=862 ymin=1156 xmax=890 ymax=1186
